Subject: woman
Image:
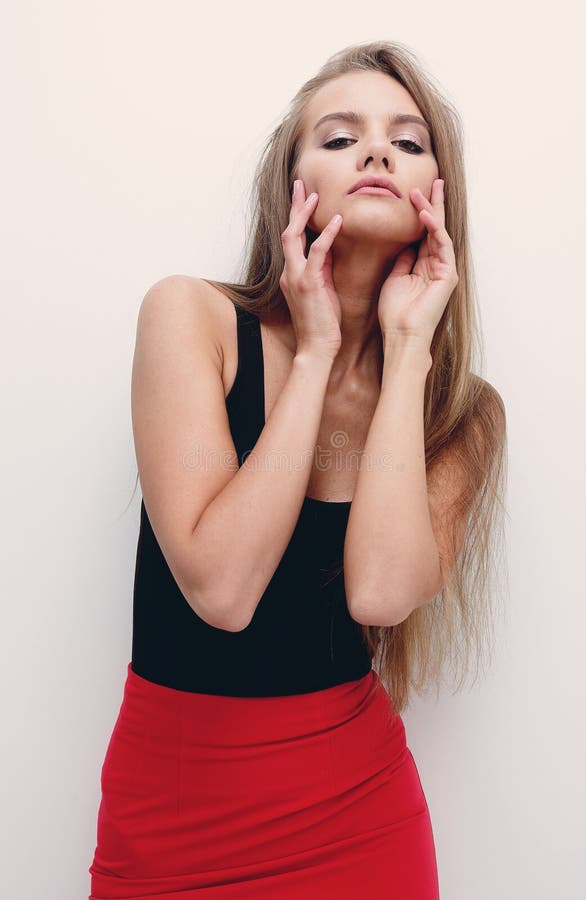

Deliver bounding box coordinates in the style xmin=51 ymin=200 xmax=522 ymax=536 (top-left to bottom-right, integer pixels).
xmin=89 ymin=40 xmax=507 ymax=899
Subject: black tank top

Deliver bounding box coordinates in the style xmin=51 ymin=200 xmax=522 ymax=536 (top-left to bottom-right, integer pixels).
xmin=130 ymin=300 xmax=373 ymax=696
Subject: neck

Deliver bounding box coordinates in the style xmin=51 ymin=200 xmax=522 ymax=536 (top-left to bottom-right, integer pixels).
xmin=328 ymin=242 xmax=400 ymax=384
xmin=273 ymin=242 xmax=404 ymax=386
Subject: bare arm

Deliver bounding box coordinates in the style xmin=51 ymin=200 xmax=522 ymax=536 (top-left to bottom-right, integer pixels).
xmin=343 ymin=335 xmax=439 ymax=626
xmin=344 ymin=335 xmax=505 ymax=627
xmin=132 ymin=276 xmax=333 ymax=632
xmin=186 ymin=349 xmax=332 ymax=632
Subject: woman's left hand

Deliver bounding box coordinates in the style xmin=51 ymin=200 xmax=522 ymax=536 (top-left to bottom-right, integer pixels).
xmin=377 ymin=179 xmax=459 ymax=349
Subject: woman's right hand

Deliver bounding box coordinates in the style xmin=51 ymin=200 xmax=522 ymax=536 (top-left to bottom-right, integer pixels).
xmin=279 ymin=179 xmax=344 ymax=362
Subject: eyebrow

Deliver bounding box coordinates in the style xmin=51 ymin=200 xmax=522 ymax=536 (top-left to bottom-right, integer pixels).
xmin=312 ymin=110 xmax=431 ymax=135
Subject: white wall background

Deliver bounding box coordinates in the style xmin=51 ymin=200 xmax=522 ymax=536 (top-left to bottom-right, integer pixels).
xmin=2 ymin=2 xmax=584 ymax=898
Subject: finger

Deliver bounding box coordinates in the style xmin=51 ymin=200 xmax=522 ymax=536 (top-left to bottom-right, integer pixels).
xmin=305 ymin=214 xmax=343 ymax=278
xmin=282 ymin=187 xmax=319 ymax=277
xmin=429 ymin=179 xmax=444 ymax=204
xmin=290 ymin=180 xmax=309 ymax=259
xmin=416 ymin=209 xmax=456 ymax=268
xmin=291 ymin=178 xmax=306 ymax=205
xmin=412 ymin=181 xmax=445 ymax=227
xmin=390 ymin=245 xmax=418 ymax=278
xmin=418 ymin=207 xmax=450 ymax=242
xmin=290 ymin=178 xmax=314 ymax=218
xmin=416 ymin=201 xmax=453 ymax=252
xmin=434 ymin=180 xmax=446 ymax=226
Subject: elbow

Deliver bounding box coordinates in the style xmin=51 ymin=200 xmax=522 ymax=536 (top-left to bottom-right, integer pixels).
xmin=348 ymin=594 xmax=411 ymax=628
xmin=348 ymin=583 xmax=438 ymax=627
xmin=346 ymin=569 xmax=413 ymax=626
xmin=188 ymin=582 xmax=253 ymax=633
xmin=348 ymin=561 xmax=442 ymax=628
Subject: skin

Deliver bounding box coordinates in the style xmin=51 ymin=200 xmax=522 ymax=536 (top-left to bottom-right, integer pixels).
xmin=151 ymin=70 xmax=461 ymax=625
xmin=293 ymin=69 xmax=441 ymax=385
xmin=281 ymin=70 xmax=460 ymax=616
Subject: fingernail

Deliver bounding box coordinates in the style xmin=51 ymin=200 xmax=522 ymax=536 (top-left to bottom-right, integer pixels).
xmin=307 ymin=192 xmax=318 ymax=203
xmin=292 ymin=180 xmax=298 ymax=197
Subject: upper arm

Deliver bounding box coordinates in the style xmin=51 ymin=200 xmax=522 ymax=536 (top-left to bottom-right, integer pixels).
xmin=131 ymin=275 xmax=238 ymax=621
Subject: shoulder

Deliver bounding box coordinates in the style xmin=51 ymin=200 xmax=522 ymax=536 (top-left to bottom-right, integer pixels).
xmin=137 ymin=275 xmax=237 ymax=379
xmin=139 ymin=274 xmax=234 ymax=332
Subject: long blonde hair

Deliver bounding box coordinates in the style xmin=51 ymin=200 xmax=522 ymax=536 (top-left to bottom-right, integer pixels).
xmin=128 ymin=39 xmax=508 ymax=714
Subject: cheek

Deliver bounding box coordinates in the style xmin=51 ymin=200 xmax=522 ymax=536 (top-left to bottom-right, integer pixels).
xmin=293 ymin=160 xmax=319 ymax=195
xmin=304 ymin=194 xmax=330 ymax=230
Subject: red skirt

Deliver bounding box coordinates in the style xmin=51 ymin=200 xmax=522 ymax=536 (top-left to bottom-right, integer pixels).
xmin=88 ymin=662 xmax=439 ymax=899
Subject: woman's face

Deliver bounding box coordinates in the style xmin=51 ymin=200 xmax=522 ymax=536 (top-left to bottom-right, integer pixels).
xmin=296 ymin=71 xmax=440 ymax=247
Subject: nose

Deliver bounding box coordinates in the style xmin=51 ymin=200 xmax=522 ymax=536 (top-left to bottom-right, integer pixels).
xmin=361 ymin=134 xmax=395 ymax=171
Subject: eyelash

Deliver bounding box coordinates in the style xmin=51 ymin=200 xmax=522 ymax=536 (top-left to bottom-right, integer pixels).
xmin=323 ymin=137 xmax=424 ymax=154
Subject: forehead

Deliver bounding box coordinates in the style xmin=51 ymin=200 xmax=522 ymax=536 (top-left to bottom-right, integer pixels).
xmin=301 ymin=71 xmax=423 ymax=134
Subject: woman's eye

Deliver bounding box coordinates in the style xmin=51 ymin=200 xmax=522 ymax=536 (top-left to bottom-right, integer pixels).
xmin=393 ymin=139 xmax=424 ymax=154
xmin=323 ymin=137 xmax=424 ymax=154
xmin=323 ymin=137 xmax=354 ymax=149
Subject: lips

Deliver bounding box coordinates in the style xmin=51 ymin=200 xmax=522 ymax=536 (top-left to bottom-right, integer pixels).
xmin=349 ymin=176 xmax=401 ymax=198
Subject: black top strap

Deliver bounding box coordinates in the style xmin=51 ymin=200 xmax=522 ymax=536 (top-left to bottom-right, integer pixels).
xmin=225 ymin=302 xmax=265 ymax=463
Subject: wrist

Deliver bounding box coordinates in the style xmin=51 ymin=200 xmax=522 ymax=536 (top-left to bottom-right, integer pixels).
xmin=382 ymin=334 xmax=433 ymax=373
xmin=293 ymin=348 xmax=336 ymax=371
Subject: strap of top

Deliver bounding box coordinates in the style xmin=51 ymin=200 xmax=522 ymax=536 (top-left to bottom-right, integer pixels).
xmin=226 ymin=301 xmax=265 ymax=463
